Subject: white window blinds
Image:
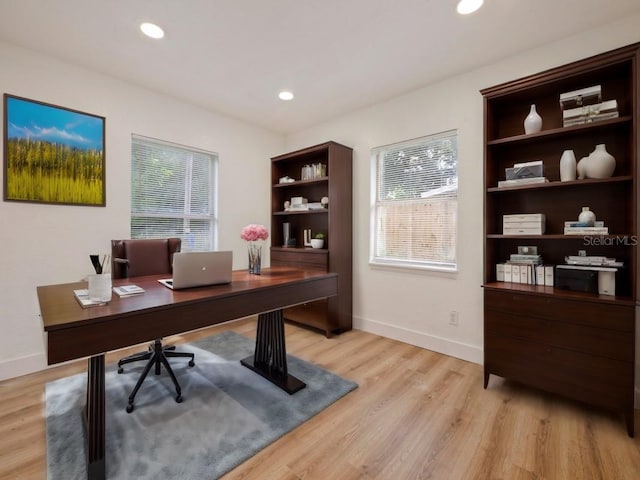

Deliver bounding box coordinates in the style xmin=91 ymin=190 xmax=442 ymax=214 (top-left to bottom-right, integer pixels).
xmin=371 ymin=131 xmax=458 ymax=270
xmin=131 ymin=135 xmax=217 ymax=251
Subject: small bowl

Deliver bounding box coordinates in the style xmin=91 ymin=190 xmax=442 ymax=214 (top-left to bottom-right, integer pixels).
xmin=310 ymin=239 xmax=324 ymax=249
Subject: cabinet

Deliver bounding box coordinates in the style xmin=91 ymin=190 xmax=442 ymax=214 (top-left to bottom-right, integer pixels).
xmin=481 ymin=44 xmax=638 ymax=436
xmin=270 ymin=141 xmax=353 ymax=336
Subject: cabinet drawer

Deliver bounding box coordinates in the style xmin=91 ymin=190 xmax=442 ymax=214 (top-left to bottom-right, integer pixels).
xmin=484 ymin=289 xmax=633 ymax=331
xmin=271 ymin=248 xmax=328 ymax=268
xmin=485 ymin=335 xmax=633 ymax=411
xmin=485 ymin=309 xmax=633 ymax=362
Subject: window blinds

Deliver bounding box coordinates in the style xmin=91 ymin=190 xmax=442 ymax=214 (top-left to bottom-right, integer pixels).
xmin=131 ymin=135 xmax=216 ymax=252
xmin=372 ymin=131 xmax=458 ymax=270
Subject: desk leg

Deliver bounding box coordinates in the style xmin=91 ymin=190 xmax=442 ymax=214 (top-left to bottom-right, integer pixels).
xmin=241 ymin=309 xmax=306 ymax=394
xmin=83 ymin=355 xmax=106 ymax=480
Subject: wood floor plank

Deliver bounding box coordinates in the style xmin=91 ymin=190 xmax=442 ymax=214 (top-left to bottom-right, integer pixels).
xmin=0 ymin=319 xmax=638 ymax=480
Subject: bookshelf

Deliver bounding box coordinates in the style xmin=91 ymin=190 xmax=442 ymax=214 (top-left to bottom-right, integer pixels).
xmin=270 ymin=142 xmax=353 ymax=336
xmin=481 ymin=43 xmax=638 ymax=436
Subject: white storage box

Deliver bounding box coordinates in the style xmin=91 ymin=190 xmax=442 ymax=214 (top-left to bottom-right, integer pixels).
xmin=503 ymin=213 xmax=546 ymax=235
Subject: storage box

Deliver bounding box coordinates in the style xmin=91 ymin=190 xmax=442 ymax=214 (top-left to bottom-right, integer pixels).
xmin=503 ymin=213 xmax=546 ymax=235
xmin=505 ymin=164 xmax=543 ymax=180
xmin=555 ymin=266 xmax=598 ymax=294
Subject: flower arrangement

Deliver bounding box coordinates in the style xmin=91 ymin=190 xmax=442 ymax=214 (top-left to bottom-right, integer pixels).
xmin=241 ymin=224 xmax=268 ymax=274
xmin=240 ymin=224 xmax=269 ymax=242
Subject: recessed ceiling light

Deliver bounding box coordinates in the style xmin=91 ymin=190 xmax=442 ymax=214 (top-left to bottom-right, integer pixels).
xmin=278 ymin=91 xmax=294 ymax=101
xmin=457 ymin=0 xmax=483 ymax=15
xmin=140 ymin=22 xmax=165 ymax=39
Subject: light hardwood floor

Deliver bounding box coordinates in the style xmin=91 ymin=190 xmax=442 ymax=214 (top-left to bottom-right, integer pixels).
xmin=1 ymin=319 xmax=639 ymax=480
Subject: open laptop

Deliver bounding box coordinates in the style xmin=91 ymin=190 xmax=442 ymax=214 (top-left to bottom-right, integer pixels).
xmin=158 ymin=251 xmax=233 ymax=290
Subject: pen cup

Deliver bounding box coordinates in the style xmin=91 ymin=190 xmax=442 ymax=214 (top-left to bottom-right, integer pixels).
xmin=88 ymin=274 xmax=112 ymax=302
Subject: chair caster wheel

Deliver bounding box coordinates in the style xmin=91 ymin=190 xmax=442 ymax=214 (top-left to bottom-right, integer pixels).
xmin=188 ymin=360 xmax=195 ymax=367
xmin=176 ymin=395 xmax=183 ymax=403
xmin=117 ymin=367 xmax=124 ymax=374
xmin=126 ymin=404 xmax=134 ymax=413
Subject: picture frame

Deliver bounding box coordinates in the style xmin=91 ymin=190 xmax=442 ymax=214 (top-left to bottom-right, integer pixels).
xmin=3 ymin=94 xmax=106 ymax=206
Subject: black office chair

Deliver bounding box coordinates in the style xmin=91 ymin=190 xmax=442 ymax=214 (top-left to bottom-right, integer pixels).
xmin=111 ymin=238 xmax=195 ymax=413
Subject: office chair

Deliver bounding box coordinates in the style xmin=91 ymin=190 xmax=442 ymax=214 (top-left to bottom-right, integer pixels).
xmin=111 ymin=238 xmax=195 ymax=413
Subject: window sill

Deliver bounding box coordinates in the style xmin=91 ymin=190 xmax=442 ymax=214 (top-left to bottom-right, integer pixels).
xmin=369 ymin=259 xmax=458 ymax=276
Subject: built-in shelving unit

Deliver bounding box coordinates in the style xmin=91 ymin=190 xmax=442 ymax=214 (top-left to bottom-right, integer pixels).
xmin=481 ymin=43 xmax=638 ymax=436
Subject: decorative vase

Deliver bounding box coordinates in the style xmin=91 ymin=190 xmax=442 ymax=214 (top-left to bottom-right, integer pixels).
xmin=559 ymin=150 xmax=577 ymax=182
xmin=576 ymin=157 xmax=588 ymax=179
xmin=524 ymin=104 xmax=542 ymax=134
xmin=247 ymin=244 xmax=262 ymax=274
xmin=587 ymin=144 xmax=616 ymax=178
xmin=578 ymin=207 xmax=596 ymax=226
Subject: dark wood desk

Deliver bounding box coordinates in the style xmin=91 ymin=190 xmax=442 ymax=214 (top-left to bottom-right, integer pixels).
xmin=38 ymin=267 xmax=338 ymax=480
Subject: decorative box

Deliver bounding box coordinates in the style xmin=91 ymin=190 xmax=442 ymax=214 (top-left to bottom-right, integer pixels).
xmin=503 ymin=213 xmax=546 ymax=235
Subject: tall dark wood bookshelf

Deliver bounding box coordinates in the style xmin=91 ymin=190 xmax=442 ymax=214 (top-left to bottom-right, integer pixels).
xmin=481 ymin=44 xmax=638 ymax=436
xmin=270 ymin=141 xmax=353 ymax=336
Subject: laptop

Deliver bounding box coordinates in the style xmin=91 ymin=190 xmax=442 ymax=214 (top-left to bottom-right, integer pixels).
xmin=158 ymin=251 xmax=233 ymax=290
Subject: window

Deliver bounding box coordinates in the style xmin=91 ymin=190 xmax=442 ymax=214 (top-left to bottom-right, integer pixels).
xmin=371 ymin=131 xmax=458 ymax=271
xmin=131 ymin=135 xmax=217 ymax=251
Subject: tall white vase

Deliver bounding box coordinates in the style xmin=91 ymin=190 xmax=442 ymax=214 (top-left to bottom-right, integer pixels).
xmin=524 ymin=104 xmax=542 ymax=134
xmin=559 ymin=150 xmax=576 ymax=181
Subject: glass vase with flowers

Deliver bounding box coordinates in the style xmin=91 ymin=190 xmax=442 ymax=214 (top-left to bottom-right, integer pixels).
xmin=240 ymin=224 xmax=269 ymax=274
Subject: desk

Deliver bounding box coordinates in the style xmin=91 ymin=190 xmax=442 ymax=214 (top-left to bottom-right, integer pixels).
xmin=38 ymin=267 xmax=338 ymax=480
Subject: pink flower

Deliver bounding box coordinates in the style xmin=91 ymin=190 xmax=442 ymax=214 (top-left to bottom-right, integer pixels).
xmin=241 ymin=224 xmax=269 ymax=242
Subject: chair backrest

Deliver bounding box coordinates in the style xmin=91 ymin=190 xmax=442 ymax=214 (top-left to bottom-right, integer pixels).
xmin=111 ymin=238 xmax=181 ymax=279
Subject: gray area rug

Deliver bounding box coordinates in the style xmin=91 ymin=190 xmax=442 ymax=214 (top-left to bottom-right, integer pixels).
xmin=46 ymin=331 xmax=357 ymax=479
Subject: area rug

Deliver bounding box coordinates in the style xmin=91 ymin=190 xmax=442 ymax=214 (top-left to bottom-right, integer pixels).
xmin=46 ymin=331 xmax=358 ymax=479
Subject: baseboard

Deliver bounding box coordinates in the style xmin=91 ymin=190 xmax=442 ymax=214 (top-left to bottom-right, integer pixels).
xmin=0 ymin=352 xmax=47 ymax=382
xmin=353 ymin=315 xmax=483 ymax=365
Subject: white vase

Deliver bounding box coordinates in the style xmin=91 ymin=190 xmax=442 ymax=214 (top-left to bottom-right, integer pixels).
xmin=577 ymin=157 xmax=590 ymax=179
xmin=586 ymin=144 xmax=616 ymax=178
xmin=559 ymin=150 xmax=576 ymax=181
xmin=524 ymin=104 xmax=542 ymax=134
xmin=578 ymin=207 xmax=596 ymax=226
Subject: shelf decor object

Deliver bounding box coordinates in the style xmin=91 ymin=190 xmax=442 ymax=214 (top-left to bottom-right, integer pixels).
xmin=481 ymin=43 xmax=638 ymax=437
xmin=523 ymin=104 xmax=543 ymax=134
xmin=270 ymin=141 xmax=353 ymax=336
xmin=577 ymin=143 xmax=616 ymax=179
xmin=241 ymin=224 xmax=269 ymax=275
xmin=577 ymin=207 xmax=596 ymax=226
xmin=559 ymin=149 xmax=577 ymax=181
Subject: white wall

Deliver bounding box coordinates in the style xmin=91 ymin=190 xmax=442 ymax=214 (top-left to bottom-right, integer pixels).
xmin=284 ymin=12 xmax=640 ymax=400
xmin=0 ymin=41 xmax=283 ymax=380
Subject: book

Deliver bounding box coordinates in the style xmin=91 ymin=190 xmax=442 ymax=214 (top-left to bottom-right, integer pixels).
xmin=564 ymin=227 xmax=609 ymax=235
xmin=113 ymin=284 xmax=145 ymax=297
xmin=73 ymin=289 xmax=108 ymax=308
xmin=497 ymin=177 xmax=548 ymax=187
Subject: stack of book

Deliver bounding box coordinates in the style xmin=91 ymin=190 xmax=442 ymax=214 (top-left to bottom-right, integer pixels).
xmin=496 ymin=248 xmax=554 ymax=286
xmin=113 ymin=284 xmax=145 ymax=297
xmin=563 ymin=221 xmax=608 ymax=235
xmin=498 ymin=160 xmax=548 ymax=188
xmin=565 ymin=254 xmax=622 ymax=267
xmin=559 ymin=85 xmax=619 ymax=127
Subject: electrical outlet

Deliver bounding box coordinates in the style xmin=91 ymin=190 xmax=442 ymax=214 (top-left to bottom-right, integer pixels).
xmin=449 ymin=310 xmax=459 ymax=326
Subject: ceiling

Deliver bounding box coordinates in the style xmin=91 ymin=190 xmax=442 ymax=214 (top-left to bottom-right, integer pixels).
xmin=1 ymin=0 xmax=639 ymax=134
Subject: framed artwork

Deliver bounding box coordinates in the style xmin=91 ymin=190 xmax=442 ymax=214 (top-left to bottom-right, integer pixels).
xmin=3 ymin=94 xmax=106 ymax=206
